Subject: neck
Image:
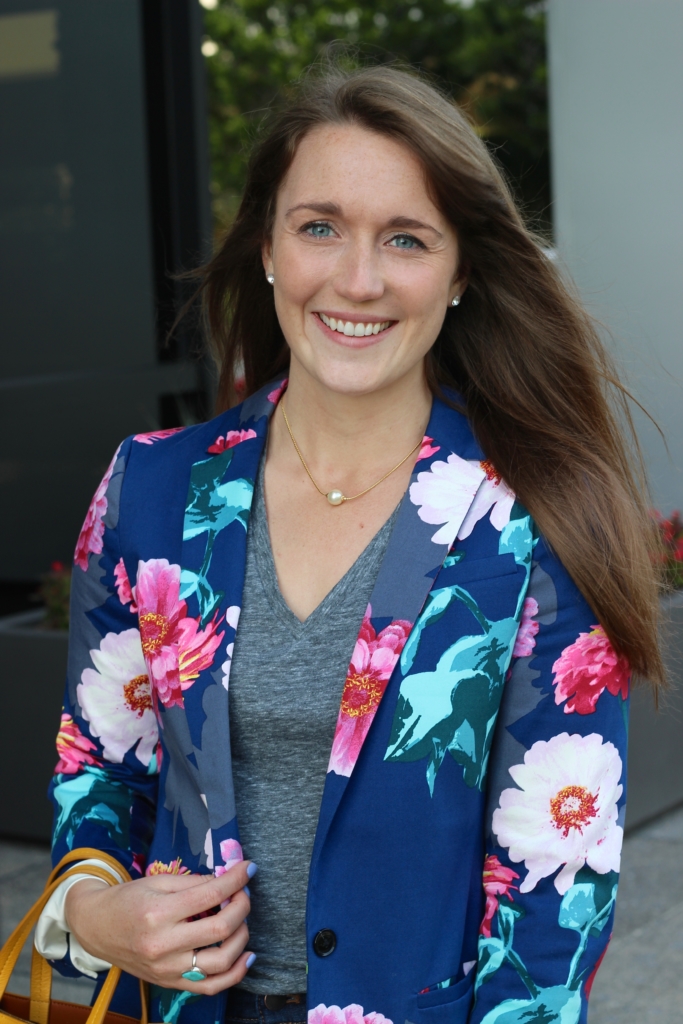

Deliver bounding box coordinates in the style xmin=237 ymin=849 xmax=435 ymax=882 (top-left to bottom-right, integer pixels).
xmin=271 ymin=357 xmax=432 ymax=482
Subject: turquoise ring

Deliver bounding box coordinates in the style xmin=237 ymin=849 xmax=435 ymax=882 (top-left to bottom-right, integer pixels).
xmin=181 ymin=952 xmax=207 ymax=983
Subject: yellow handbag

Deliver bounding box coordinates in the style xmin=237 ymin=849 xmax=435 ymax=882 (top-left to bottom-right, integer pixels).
xmin=0 ymin=848 xmax=148 ymax=1024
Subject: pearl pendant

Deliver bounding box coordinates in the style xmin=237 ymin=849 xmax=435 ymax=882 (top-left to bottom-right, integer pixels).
xmin=327 ymin=489 xmax=345 ymax=506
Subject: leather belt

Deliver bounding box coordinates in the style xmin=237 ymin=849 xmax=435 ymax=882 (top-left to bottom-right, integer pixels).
xmin=263 ymin=994 xmax=305 ymax=1011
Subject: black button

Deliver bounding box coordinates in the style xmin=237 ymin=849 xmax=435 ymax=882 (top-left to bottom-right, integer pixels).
xmin=313 ymin=928 xmax=337 ymax=957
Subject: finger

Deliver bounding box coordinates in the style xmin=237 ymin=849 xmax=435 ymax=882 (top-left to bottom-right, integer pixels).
xmin=178 ymin=889 xmax=250 ymax=950
xmin=175 ymin=862 xmax=255 ymax=918
xmin=144 ymin=873 xmax=220 ymax=894
xmin=174 ymin=948 xmax=255 ymax=997
xmin=181 ymin=922 xmax=249 ymax=981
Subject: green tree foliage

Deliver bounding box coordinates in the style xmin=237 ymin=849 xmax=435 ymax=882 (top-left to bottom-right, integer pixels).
xmin=201 ymin=0 xmax=549 ymax=235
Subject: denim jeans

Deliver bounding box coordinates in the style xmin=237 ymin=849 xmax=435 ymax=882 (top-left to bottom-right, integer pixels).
xmin=225 ymin=988 xmax=306 ymax=1024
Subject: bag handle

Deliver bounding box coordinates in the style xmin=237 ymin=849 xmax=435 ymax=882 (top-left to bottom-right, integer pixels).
xmin=0 ymin=851 xmax=148 ymax=1024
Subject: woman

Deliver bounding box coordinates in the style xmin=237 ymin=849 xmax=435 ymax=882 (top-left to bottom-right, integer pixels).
xmin=40 ymin=65 xmax=663 ymax=1024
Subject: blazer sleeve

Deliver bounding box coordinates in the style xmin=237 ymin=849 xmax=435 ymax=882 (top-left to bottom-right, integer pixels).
xmin=47 ymin=437 xmax=159 ymax=975
xmin=469 ymin=527 xmax=629 ymax=1024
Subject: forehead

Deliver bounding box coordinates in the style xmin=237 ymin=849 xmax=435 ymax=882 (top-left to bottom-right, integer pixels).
xmin=276 ymin=123 xmax=442 ymax=221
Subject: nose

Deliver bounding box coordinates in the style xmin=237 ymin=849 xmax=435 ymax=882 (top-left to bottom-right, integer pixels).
xmin=332 ymin=237 xmax=384 ymax=303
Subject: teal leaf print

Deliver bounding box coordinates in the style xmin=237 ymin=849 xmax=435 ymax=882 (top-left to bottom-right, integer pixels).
xmin=183 ymin=454 xmax=252 ymax=541
xmin=442 ymin=550 xmax=465 ymax=569
xmin=386 ymin=613 xmax=519 ymax=792
xmin=400 ymin=584 xmax=488 ymax=676
xmin=182 ymin=451 xmax=253 ymax=622
xmin=476 ymin=937 xmax=509 ymax=990
xmin=52 ymin=769 xmax=131 ymax=850
xmin=480 ymin=986 xmax=582 ymax=1024
xmin=152 ymin=987 xmax=200 ymax=1024
xmin=474 ymin=860 xmax=617 ymax=1022
xmin=558 ymin=885 xmax=597 ymax=932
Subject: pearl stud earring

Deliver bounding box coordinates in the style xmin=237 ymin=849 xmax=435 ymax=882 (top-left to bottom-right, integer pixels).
xmin=266 ymin=273 xmax=275 ymax=285
xmin=450 ymin=295 xmax=460 ymax=307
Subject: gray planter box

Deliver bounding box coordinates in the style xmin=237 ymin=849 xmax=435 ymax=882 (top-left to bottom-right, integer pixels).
xmin=626 ymin=592 xmax=683 ymax=830
xmin=0 ymin=610 xmax=67 ymax=842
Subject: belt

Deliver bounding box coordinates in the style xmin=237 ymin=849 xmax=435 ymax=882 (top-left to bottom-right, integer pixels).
xmin=263 ymin=994 xmax=305 ymax=1011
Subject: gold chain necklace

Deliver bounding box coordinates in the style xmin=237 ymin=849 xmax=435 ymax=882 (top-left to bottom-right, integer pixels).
xmin=281 ymin=401 xmax=423 ymax=506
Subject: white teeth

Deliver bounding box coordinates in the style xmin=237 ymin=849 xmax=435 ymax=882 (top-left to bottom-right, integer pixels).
xmin=318 ymin=313 xmax=392 ymax=336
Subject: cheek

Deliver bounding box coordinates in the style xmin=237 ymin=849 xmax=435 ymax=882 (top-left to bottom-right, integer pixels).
xmin=276 ymin=236 xmax=331 ymax=297
xmin=392 ymin=263 xmax=450 ymax=322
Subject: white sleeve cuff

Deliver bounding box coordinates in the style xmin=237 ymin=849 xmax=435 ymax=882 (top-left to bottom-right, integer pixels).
xmin=34 ymin=858 xmax=123 ymax=979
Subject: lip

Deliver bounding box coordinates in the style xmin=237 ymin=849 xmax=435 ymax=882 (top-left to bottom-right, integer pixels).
xmin=312 ymin=311 xmax=397 ymax=348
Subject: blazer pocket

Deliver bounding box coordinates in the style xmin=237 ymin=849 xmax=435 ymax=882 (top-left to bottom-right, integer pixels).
xmin=444 ymin=552 xmax=519 ymax=586
xmin=415 ymin=972 xmax=475 ymax=1012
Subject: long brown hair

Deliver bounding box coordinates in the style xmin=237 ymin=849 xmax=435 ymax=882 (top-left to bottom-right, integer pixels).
xmin=195 ymin=62 xmax=665 ymax=688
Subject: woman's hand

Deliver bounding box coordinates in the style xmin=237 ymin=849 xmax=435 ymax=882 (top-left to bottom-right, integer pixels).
xmin=64 ymin=860 xmax=256 ymax=995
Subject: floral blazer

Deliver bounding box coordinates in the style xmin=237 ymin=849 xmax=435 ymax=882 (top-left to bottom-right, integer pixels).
xmin=49 ymin=378 xmax=629 ymax=1024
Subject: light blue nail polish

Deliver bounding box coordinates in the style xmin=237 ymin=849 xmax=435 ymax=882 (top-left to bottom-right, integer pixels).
xmin=247 ymin=862 xmax=258 ymax=879
xmin=246 ymin=953 xmax=257 ymax=968
xmin=244 ymin=885 xmax=251 ymax=897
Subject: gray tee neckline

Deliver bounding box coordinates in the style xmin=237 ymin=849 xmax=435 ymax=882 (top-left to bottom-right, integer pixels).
xmin=229 ymin=455 xmax=400 ymax=994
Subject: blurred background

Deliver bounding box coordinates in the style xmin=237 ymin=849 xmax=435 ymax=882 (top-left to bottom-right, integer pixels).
xmin=0 ymin=0 xmax=682 ymax=1018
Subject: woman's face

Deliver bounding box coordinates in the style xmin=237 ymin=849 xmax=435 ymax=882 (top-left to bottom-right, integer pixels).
xmin=263 ymin=123 xmax=463 ymax=397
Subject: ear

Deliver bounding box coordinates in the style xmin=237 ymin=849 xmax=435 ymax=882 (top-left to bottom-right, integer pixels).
xmin=261 ymin=240 xmax=273 ymax=278
xmin=452 ymin=262 xmax=469 ymax=299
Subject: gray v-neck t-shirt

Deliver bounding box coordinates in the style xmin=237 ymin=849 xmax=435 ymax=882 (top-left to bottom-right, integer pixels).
xmin=229 ymin=458 xmax=399 ymax=994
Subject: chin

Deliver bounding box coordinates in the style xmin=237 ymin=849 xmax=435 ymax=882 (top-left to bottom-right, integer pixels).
xmin=304 ymin=359 xmax=403 ymax=398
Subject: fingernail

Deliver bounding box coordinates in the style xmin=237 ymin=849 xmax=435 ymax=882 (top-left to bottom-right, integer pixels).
xmin=246 ymin=953 xmax=257 ymax=968
xmin=247 ymin=862 xmax=258 ymax=879
xmin=244 ymin=885 xmax=251 ymax=897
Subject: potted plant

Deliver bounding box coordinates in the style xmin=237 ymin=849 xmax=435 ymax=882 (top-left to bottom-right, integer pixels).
xmin=0 ymin=564 xmax=71 ymax=841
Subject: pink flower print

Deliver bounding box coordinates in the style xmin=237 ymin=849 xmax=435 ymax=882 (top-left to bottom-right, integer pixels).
xmin=55 ymin=714 xmax=99 ymax=774
xmin=457 ymin=459 xmax=516 ymax=540
xmin=146 ymin=858 xmax=191 ymax=875
xmin=416 ymin=436 xmax=440 ymax=461
xmin=214 ymin=838 xmax=244 ymax=877
xmin=267 ymin=378 xmax=288 ymax=404
xmin=513 ymin=597 xmax=539 ymax=658
xmin=480 ymin=854 xmax=519 ymax=937
xmin=328 ymin=608 xmax=412 ymax=777
xmin=114 ymin=558 xmax=137 ymax=612
xmin=73 ymin=445 xmax=121 ymax=571
xmin=309 ymin=1006 xmax=392 ymax=1024
xmin=552 ymin=625 xmax=630 ymax=715
xmin=133 ymin=428 xmax=185 ymax=445
xmin=409 ymin=453 xmax=487 ymax=547
xmin=207 ymin=428 xmax=258 ymax=454
xmin=135 ymin=558 xmax=224 ymax=709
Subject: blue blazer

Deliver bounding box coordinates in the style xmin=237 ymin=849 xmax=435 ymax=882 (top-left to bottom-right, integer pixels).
xmin=50 ymin=378 xmax=629 ymax=1024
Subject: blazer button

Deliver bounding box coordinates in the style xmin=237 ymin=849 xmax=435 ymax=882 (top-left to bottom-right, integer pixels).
xmin=313 ymin=929 xmax=337 ymax=957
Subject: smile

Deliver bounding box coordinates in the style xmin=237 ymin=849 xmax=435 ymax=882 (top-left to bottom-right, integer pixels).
xmin=318 ymin=312 xmax=394 ymax=337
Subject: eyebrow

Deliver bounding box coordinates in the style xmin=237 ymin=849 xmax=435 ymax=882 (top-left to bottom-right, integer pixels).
xmin=284 ymin=203 xmax=443 ymax=238
xmin=285 ymin=202 xmax=342 ymax=217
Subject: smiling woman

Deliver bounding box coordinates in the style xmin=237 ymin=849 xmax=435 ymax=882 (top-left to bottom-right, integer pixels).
xmin=40 ymin=62 xmax=663 ymax=1024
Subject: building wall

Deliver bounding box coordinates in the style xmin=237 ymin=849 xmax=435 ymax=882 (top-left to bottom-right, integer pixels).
xmin=0 ymin=0 xmax=205 ymax=580
xmin=548 ymin=0 xmax=683 ymax=514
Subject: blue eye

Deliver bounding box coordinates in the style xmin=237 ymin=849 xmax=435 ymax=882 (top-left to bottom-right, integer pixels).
xmin=305 ymin=222 xmax=333 ymax=238
xmin=389 ymin=234 xmax=424 ymax=250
